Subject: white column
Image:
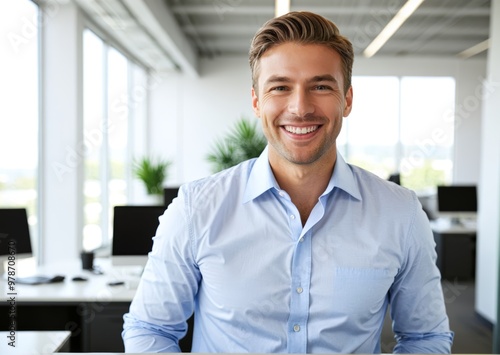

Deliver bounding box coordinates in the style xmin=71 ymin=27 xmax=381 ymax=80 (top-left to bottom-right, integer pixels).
xmin=39 ymin=1 xmax=83 ymax=264
xmin=452 ymin=59 xmax=485 ymax=184
xmin=476 ymin=0 xmax=500 ymax=327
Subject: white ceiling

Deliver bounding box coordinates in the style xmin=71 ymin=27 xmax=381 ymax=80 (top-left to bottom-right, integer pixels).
xmin=76 ymin=0 xmax=491 ymax=76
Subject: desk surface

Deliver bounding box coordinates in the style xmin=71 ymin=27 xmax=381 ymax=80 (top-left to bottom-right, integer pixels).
xmin=430 ymin=218 xmax=477 ymax=234
xmin=0 ymin=330 xmax=70 ymax=353
xmin=0 ymin=258 xmax=139 ymax=303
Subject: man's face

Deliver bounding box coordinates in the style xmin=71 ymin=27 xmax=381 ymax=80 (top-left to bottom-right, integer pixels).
xmin=252 ymin=42 xmax=353 ymax=167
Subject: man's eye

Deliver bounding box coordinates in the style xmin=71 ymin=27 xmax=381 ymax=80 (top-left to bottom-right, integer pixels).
xmin=272 ymin=86 xmax=287 ymax=91
xmin=315 ymin=85 xmax=331 ymax=91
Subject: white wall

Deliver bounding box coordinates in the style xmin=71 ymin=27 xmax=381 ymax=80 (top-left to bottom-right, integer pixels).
xmin=453 ymin=60 xmax=486 ymax=184
xmin=150 ymin=55 xmax=486 ymax=185
xmin=149 ymin=56 xmax=255 ymax=184
xmin=40 ymin=1 xmax=84 ymax=263
xmin=476 ymin=0 xmax=500 ymax=324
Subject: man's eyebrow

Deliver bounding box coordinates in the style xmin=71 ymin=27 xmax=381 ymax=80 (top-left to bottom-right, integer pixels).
xmin=308 ymin=75 xmax=339 ymax=84
xmin=263 ymin=75 xmax=339 ymax=86
xmin=263 ymin=75 xmax=291 ymax=86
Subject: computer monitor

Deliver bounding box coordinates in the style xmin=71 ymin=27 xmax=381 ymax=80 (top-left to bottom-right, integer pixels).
xmin=437 ymin=185 xmax=477 ymax=222
xmin=388 ymin=173 xmax=401 ymax=185
xmin=111 ymin=205 xmax=165 ymax=267
xmin=0 ymin=208 xmax=34 ymax=275
xmin=163 ymin=187 xmax=179 ymax=207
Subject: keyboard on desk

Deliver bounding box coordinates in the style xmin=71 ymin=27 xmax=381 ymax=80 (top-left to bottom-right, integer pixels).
xmin=16 ymin=275 xmax=65 ymax=285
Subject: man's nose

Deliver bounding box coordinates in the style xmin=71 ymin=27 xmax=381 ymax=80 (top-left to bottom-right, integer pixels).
xmin=287 ymin=89 xmax=314 ymax=117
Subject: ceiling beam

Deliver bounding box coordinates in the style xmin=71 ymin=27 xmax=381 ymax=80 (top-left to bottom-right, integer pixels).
xmin=202 ymin=37 xmax=486 ymax=54
xmin=170 ymin=4 xmax=489 ymax=17
xmin=123 ymin=0 xmax=200 ymax=77
xmin=181 ymin=24 xmax=489 ymax=38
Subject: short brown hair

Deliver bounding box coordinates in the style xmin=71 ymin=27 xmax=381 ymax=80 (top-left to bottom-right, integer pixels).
xmin=249 ymin=11 xmax=354 ymax=94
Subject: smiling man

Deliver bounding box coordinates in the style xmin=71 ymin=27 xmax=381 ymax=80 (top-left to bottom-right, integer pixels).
xmin=251 ymin=41 xmax=352 ymax=225
xmin=123 ymin=11 xmax=453 ymax=353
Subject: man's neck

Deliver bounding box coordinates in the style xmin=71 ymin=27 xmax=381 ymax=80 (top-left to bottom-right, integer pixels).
xmin=270 ymin=154 xmax=336 ymax=225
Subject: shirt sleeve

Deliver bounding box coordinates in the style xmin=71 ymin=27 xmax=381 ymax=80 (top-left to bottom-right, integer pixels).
xmin=122 ymin=186 xmax=200 ymax=353
xmin=389 ymin=194 xmax=454 ymax=354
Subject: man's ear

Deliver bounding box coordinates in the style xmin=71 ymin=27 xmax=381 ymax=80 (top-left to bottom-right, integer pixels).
xmin=251 ymin=87 xmax=260 ymax=118
xmin=343 ymin=86 xmax=353 ymax=117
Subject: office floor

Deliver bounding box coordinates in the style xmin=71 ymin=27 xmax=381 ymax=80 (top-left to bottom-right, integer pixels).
xmin=380 ymin=280 xmax=493 ymax=354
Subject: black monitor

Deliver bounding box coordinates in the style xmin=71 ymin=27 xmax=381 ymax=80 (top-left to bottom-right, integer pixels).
xmin=163 ymin=187 xmax=179 ymax=207
xmin=111 ymin=205 xmax=165 ymax=266
xmin=437 ymin=185 xmax=477 ymax=220
xmin=0 ymin=208 xmax=33 ymax=275
xmin=388 ymin=173 xmax=401 ymax=185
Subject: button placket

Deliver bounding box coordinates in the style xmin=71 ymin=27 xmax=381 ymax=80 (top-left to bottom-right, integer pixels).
xmin=287 ymin=229 xmax=311 ymax=353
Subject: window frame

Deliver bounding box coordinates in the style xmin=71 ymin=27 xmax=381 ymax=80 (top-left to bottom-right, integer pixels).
xmin=81 ymin=17 xmax=151 ymax=253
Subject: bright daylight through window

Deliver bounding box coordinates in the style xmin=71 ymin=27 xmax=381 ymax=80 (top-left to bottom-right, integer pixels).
xmin=83 ymin=29 xmax=148 ymax=252
xmin=0 ymin=0 xmax=39 ymax=253
xmin=338 ymin=76 xmax=455 ymax=193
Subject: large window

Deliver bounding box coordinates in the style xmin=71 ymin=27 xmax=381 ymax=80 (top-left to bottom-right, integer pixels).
xmin=83 ymin=29 xmax=148 ymax=251
xmin=400 ymin=77 xmax=455 ymax=190
xmin=0 ymin=0 xmax=39 ymax=251
xmin=338 ymin=77 xmax=400 ymax=178
xmin=339 ymin=76 xmax=455 ymax=192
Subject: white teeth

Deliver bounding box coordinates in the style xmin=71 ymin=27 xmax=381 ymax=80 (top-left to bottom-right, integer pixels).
xmin=284 ymin=125 xmax=318 ymax=135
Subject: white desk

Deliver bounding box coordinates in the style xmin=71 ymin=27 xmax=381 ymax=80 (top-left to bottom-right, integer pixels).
xmin=1 ymin=258 xmax=139 ymax=302
xmin=0 ymin=258 xmax=141 ymax=352
xmin=0 ymin=330 xmax=71 ymax=353
xmin=430 ymin=217 xmax=477 ymax=234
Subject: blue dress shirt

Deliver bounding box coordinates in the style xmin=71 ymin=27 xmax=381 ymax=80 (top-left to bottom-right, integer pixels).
xmin=122 ymin=147 xmax=453 ymax=353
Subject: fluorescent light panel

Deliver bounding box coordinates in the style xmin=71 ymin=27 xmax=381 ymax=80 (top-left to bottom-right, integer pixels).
xmin=275 ymin=0 xmax=290 ymax=17
xmin=363 ymin=0 xmax=425 ymax=58
xmin=457 ymin=39 xmax=490 ymax=59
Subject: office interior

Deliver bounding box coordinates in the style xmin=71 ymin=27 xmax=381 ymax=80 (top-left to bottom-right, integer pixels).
xmin=1 ymin=0 xmax=500 ymax=353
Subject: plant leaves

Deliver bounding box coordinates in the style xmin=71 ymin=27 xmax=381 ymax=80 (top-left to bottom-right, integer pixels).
xmin=207 ymin=117 xmax=267 ymax=173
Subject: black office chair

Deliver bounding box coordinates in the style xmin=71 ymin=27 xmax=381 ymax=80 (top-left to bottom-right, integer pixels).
xmin=179 ymin=314 xmax=194 ymax=352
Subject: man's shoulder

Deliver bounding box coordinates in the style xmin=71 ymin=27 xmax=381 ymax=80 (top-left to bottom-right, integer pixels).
xmin=348 ymin=164 xmax=417 ymax=204
xmin=181 ymin=159 xmax=257 ymax=201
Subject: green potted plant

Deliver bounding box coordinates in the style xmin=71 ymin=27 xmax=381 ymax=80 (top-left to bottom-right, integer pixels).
xmin=133 ymin=156 xmax=171 ymax=203
xmin=207 ymin=117 xmax=267 ymax=172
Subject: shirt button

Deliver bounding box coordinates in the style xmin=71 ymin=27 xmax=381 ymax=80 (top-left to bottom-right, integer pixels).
xmin=299 ymin=238 xmax=304 ymax=243
xmin=290 ymin=214 xmax=295 ymax=220
xmin=293 ymin=324 xmax=300 ymax=332
xmin=279 ymin=191 xmax=285 ymax=197
xmin=296 ymin=287 xmax=303 ymax=294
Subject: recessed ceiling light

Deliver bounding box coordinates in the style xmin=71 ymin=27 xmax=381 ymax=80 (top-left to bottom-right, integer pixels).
xmin=457 ymin=39 xmax=490 ymax=59
xmin=363 ymin=0 xmax=425 ymax=58
xmin=275 ymin=0 xmax=290 ymax=17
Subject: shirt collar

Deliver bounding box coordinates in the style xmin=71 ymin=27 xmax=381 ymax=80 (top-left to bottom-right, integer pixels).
xmin=328 ymin=152 xmax=362 ymax=201
xmin=243 ymin=146 xmax=278 ymax=203
xmin=243 ymin=146 xmax=362 ymax=203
